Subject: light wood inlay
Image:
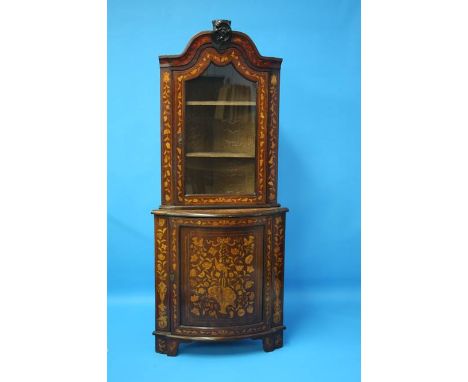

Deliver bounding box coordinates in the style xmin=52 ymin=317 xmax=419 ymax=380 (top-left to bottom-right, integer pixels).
xmin=186 ymin=100 xmax=256 ymax=106
xmin=186 ymin=152 xmax=255 ymax=158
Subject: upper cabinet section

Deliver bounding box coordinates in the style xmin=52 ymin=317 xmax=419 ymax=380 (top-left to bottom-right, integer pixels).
xmin=159 ymin=20 xmax=282 ymax=208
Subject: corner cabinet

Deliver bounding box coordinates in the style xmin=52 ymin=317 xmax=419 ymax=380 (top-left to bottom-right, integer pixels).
xmin=152 ymin=20 xmax=288 ymax=356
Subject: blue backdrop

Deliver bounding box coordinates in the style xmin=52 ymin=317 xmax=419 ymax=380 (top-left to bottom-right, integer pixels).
xmin=108 ymin=0 xmax=360 ymax=380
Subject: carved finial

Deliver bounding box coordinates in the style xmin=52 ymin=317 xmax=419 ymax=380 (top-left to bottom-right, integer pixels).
xmin=212 ymin=20 xmax=232 ymax=50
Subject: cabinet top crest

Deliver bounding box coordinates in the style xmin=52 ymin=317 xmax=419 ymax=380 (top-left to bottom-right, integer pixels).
xmin=159 ymin=20 xmax=282 ymax=70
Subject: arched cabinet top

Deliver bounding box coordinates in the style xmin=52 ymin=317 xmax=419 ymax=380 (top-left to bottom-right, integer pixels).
xmin=159 ymin=22 xmax=282 ymax=70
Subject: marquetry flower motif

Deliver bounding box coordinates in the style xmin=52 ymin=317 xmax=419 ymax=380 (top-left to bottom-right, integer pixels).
xmin=155 ymin=218 xmax=168 ymax=329
xmin=188 ymin=235 xmax=256 ymax=319
xmin=273 ymin=216 xmax=285 ymax=324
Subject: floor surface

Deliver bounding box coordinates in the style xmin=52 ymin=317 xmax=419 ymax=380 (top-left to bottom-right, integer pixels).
xmin=108 ymin=286 xmax=360 ymax=381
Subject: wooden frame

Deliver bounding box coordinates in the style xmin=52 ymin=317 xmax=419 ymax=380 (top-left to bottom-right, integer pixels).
xmin=153 ymin=21 xmax=287 ymax=356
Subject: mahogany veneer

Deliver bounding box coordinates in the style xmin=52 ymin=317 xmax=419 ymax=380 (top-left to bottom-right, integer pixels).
xmin=152 ymin=20 xmax=288 ymax=356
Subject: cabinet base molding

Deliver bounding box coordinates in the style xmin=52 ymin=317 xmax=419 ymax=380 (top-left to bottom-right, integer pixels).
xmin=154 ymin=327 xmax=285 ymax=356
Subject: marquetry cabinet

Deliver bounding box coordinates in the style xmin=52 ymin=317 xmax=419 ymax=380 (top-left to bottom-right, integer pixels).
xmin=152 ymin=20 xmax=288 ymax=356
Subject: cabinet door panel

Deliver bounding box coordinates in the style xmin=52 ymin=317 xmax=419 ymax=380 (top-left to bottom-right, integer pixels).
xmin=169 ymin=216 xmax=274 ymax=338
xmin=180 ymin=226 xmax=264 ymax=327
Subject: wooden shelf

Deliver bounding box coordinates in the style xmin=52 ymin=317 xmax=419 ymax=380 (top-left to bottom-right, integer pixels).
xmin=186 ymin=101 xmax=256 ymax=106
xmin=186 ymin=152 xmax=255 ymax=158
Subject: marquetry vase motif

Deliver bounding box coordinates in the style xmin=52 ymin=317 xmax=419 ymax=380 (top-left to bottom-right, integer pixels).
xmin=188 ymin=234 xmax=257 ymax=319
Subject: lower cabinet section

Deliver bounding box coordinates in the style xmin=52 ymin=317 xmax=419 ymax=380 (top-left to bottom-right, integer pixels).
xmin=152 ymin=207 xmax=287 ymax=356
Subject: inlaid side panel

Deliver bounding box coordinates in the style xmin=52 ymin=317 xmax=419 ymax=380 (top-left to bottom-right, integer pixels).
xmin=155 ymin=217 xmax=170 ymax=331
xmin=272 ymin=214 xmax=286 ymax=325
xmin=180 ymin=226 xmax=264 ymax=327
xmin=160 ymin=71 xmax=173 ymax=205
xmin=267 ymin=72 xmax=280 ymax=203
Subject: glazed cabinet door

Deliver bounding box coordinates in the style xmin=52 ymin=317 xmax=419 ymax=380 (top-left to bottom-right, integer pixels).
xmin=172 ymin=49 xmax=269 ymax=207
xmin=170 ymin=216 xmax=274 ymax=338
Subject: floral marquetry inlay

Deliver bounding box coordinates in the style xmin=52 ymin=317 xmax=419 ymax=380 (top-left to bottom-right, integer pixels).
xmin=155 ymin=218 xmax=169 ymax=329
xmin=267 ymin=73 xmax=279 ymax=202
xmin=161 ymin=71 xmax=172 ymax=204
xmin=272 ymin=215 xmax=285 ymax=324
xmin=187 ymin=234 xmax=257 ymax=319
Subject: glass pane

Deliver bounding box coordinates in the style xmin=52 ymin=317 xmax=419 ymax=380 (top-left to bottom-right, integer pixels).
xmin=185 ymin=158 xmax=255 ymax=195
xmin=185 ymin=63 xmax=256 ymax=195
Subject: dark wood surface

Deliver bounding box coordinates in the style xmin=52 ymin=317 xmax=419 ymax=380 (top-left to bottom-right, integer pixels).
xmin=159 ymin=31 xmax=282 ymax=69
xmin=153 ymin=209 xmax=286 ymax=355
xmin=153 ymin=21 xmax=287 ymax=356
xmin=152 ymin=206 xmax=288 ymax=217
